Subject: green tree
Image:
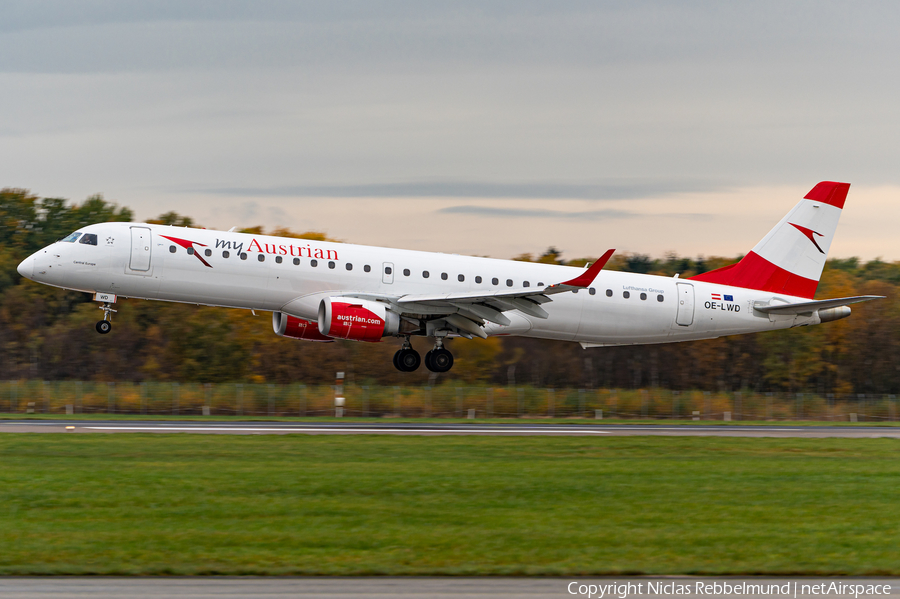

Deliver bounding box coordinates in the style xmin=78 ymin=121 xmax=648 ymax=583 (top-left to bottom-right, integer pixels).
xmin=147 ymin=211 xmax=194 ymax=227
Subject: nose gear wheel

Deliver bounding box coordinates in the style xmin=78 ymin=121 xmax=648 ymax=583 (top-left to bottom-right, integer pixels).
xmin=96 ymin=302 xmax=116 ymax=335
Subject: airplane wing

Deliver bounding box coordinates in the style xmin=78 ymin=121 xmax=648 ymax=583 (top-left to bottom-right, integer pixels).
xmin=344 ymin=249 xmax=615 ymax=338
xmin=752 ymin=295 xmax=884 ymax=315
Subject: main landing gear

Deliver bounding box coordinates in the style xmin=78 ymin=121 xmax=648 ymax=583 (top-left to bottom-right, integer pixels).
xmin=96 ymin=302 xmax=116 ymax=335
xmin=392 ymin=337 xmax=454 ymax=373
xmin=393 ymin=339 xmax=421 ymax=372
xmin=424 ymin=347 xmax=453 ymax=373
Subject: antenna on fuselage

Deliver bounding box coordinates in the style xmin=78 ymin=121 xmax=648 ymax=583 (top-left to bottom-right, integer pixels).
xmin=228 ymin=226 xmax=237 ymax=232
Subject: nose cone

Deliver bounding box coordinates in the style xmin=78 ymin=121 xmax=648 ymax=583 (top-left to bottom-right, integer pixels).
xmin=17 ymin=255 xmax=34 ymax=279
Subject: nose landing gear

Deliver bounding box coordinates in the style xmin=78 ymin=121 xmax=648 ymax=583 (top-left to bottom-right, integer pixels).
xmin=96 ymin=302 xmax=116 ymax=335
xmin=393 ymin=338 xmax=421 ymax=372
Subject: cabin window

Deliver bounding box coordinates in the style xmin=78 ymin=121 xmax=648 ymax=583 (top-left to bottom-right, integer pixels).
xmin=422 ymin=271 xmax=429 ymax=278
xmin=623 ymin=291 xmax=630 ymax=299
xmin=257 ymin=254 xmax=265 ymax=262
xmin=187 ymin=248 xmax=194 ymax=255
xmin=204 ymin=249 xmax=211 ymax=257
xmin=403 ymin=268 xmax=410 ymax=276
xmin=640 ymin=292 xmax=647 ymax=300
xmin=240 ymin=253 xmax=248 ymax=260
xmin=538 ymin=282 xmax=544 ymax=287
xmin=475 ymin=276 xmax=482 ymax=283
xmin=589 ymin=288 xmax=596 ymax=295
xmin=506 ymin=279 xmax=513 ymax=287
xmin=492 ymin=277 xmax=499 ymax=285
xmin=169 ymin=246 xmax=177 ymax=253
xmin=79 ymin=233 xmax=98 ymax=246
xmin=293 ymin=258 xmax=300 ymax=265
xmin=346 ymin=263 xmax=353 ymax=271
xmin=657 ymin=294 xmax=664 ymax=302
xmin=275 ymin=256 xmax=283 ymax=264
xmin=328 ymin=261 xmax=335 ymax=269
xmin=606 ymin=289 xmax=612 ymax=297
xmin=364 ymin=265 xmax=371 ymax=272
xmin=61 ymin=232 xmax=82 ymax=243
xmin=458 ymin=274 xmax=465 ymax=282
xmin=441 ymin=273 xmax=448 ymax=280
xmin=223 ymin=251 xmax=230 ymax=258
xmin=384 ymin=266 xmax=392 ymax=275
xmin=523 ymin=281 xmax=530 ymax=288
xmin=311 ymin=259 xmax=318 ymax=267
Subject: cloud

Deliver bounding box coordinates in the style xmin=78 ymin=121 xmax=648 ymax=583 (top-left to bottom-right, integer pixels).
xmin=237 ymin=200 xmax=260 ymax=221
xmin=199 ymin=179 xmax=727 ymax=200
xmin=437 ymin=205 xmax=714 ymax=221
xmin=439 ymin=205 xmax=635 ymax=219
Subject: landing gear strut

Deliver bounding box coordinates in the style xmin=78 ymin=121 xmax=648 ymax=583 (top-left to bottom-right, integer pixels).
xmin=424 ymin=337 xmax=454 ymax=373
xmin=393 ymin=338 xmax=421 ymax=372
xmin=393 ymin=336 xmax=455 ymax=373
xmin=96 ymin=302 xmax=116 ymax=335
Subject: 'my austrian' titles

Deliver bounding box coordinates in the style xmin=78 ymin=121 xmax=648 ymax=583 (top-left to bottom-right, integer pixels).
xmin=215 ymin=237 xmax=339 ymax=261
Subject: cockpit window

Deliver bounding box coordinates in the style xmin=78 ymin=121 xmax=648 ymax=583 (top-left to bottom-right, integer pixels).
xmin=78 ymin=233 xmax=98 ymax=246
xmin=61 ymin=232 xmax=82 ymax=243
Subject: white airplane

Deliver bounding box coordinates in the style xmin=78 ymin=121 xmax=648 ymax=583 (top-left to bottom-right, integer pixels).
xmin=17 ymin=181 xmax=881 ymax=373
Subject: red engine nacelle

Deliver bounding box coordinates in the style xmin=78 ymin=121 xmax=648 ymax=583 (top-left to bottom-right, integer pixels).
xmin=272 ymin=311 xmax=334 ymax=342
xmin=317 ymin=297 xmax=399 ymax=342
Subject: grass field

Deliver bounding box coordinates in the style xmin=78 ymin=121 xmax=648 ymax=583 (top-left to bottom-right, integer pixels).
xmin=1 ymin=434 xmax=898 ymax=575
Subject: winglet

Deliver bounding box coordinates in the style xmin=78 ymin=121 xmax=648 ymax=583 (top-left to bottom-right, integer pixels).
xmin=559 ymin=249 xmax=615 ymax=287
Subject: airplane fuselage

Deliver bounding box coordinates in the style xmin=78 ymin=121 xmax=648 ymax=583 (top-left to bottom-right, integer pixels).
xmin=19 ymin=222 xmax=817 ymax=348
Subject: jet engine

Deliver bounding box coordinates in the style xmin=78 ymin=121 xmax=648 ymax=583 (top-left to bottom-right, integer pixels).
xmin=317 ymin=297 xmax=401 ymax=342
xmin=272 ymin=311 xmax=334 ymax=342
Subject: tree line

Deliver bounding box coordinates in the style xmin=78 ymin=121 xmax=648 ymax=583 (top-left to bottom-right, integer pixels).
xmin=1 ymin=188 xmax=897 ymax=394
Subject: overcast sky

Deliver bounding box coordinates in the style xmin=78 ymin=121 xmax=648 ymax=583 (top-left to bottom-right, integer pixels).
xmin=2 ymin=1 xmax=898 ymax=260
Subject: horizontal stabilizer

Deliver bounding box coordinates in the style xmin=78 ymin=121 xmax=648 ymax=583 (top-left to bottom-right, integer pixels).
xmin=753 ymin=295 xmax=883 ymax=315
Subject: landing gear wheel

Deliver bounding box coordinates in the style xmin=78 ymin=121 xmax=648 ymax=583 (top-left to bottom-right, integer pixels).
xmin=430 ymin=348 xmax=453 ymax=372
xmin=399 ymin=349 xmax=421 ymax=372
xmin=424 ymin=348 xmax=453 ymax=373
xmin=393 ymin=348 xmax=421 ymax=372
xmin=96 ymin=301 xmax=116 ymax=334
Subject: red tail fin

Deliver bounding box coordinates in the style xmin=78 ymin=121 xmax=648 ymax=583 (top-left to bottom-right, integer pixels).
xmin=690 ymin=182 xmax=849 ymax=299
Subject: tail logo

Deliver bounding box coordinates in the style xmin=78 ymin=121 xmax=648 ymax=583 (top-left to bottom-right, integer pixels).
xmin=790 ymin=223 xmax=825 ymax=254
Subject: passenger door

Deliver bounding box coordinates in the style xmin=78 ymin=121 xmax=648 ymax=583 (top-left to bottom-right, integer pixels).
xmin=675 ymin=282 xmax=694 ymax=326
xmin=128 ymin=226 xmax=152 ymax=273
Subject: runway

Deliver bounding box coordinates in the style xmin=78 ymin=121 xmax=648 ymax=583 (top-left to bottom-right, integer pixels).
xmin=2 ymin=420 xmax=900 ymax=437
xmin=0 ymin=578 xmax=896 ymax=599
